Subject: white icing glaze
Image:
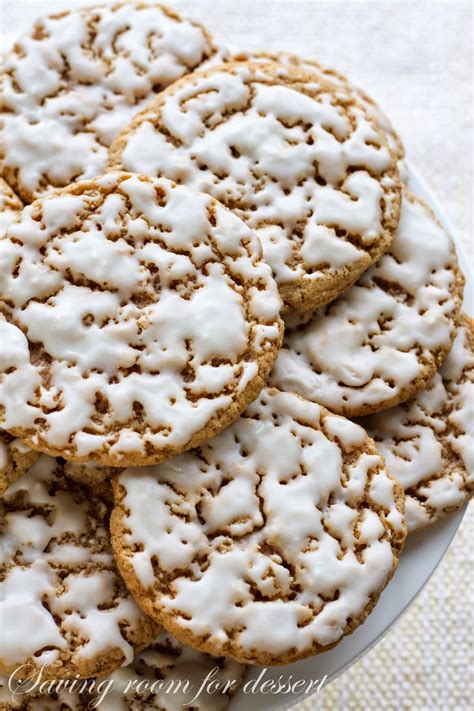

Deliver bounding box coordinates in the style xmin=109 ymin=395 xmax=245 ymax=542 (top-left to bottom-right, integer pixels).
xmin=113 ymin=62 xmax=400 ymax=305
xmin=361 ymin=318 xmax=474 ymax=532
xmin=1 ymin=2 xmax=216 ymax=199
xmin=271 ymin=192 xmax=460 ymax=414
xmin=0 ymin=454 xmax=152 ymax=674
xmin=0 ymin=173 xmax=282 ymax=464
xmin=115 ymin=388 xmax=404 ymax=661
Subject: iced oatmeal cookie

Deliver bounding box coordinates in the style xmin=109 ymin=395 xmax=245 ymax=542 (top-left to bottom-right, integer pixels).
xmin=111 ymin=388 xmax=405 ymax=665
xmin=1 ymin=2 xmax=218 ymax=202
xmin=0 ymin=455 xmax=158 ymax=680
xmin=0 ymin=173 xmax=282 ymax=467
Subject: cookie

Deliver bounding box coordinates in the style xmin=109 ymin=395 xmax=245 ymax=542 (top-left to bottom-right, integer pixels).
xmin=360 ymin=314 xmax=474 ymax=532
xmin=228 ymin=50 xmax=404 ymax=161
xmin=111 ymin=387 xmax=406 ymax=665
xmin=0 ymin=179 xmax=23 ymax=236
xmin=0 ymin=454 xmax=158 ymax=680
xmin=271 ymin=191 xmax=464 ymax=416
xmin=108 ymin=61 xmax=402 ymax=312
xmin=0 ymin=431 xmax=38 ymax=497
xmin=0 ymin=172 xmax=282 ymax=467
xmin=1 ymin=2 xmax=217 ymax=203
xmin=82 ymin=629 xmax=246 ymax=710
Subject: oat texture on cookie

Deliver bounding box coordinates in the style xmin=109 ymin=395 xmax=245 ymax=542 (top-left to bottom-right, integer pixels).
xmin=360 ymin=314 xmax=474 ymax=532
xmin=109 ymin=62 xmax=402 ymax=312
xmin=1 ymin=2 xmax=217 ymax=202
xmin=82 ymin=630 xmax=246 ymax=710
xmin=111 ymin=388 xmax=406 ymax=665
xmin=0 ymin=173 xmax=282 ymax=466
xmin=271 ymin=191 xmax=464 ymax=416
xmin=0 ymin=454 xmax=158 ymax=680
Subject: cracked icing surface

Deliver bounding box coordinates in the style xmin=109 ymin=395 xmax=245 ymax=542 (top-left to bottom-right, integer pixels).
xmin=228 ymin=50 xmax=404 ymax=161
xmin=111 ymin=388 xmax=406 ymax=665
xmin=109 ymin=62 xmax=402 ymax=312
xmin=0 ymin=454 xmax=158 ymax=680
xmin=85 ymin=630 xmax=246 ymax=710
xmin=271 ymin=192 xmax=464 ymax=416
xmin=1 ymin=1 xmax=217 ymax=202
xmin=0 ymin=172 xmax=282 ymax=466
xmin=360 ymin=314 xmax=474 ymax=532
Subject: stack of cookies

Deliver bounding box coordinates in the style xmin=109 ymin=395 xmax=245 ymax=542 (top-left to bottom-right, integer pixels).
xmin=0 ymin=3 xmax=472 ymax=708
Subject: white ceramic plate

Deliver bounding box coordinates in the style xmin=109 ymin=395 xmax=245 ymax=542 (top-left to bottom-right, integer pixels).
xmin=2 ymin=5 xmax=472 ymax=707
